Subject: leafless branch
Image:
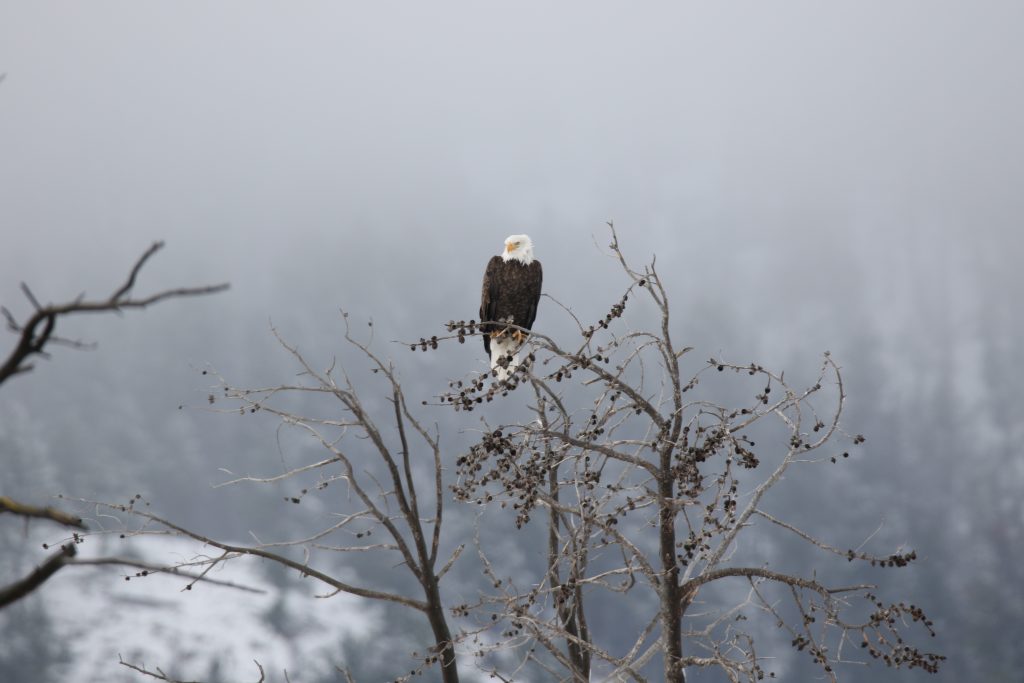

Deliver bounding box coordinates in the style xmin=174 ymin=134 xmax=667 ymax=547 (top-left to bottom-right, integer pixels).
xmin=0 ymin=544 xmax=76 ymax=608
xmin=0 ymin=495 xmax=86 ymax=529
xmin=0 ymin=241 xmax=228 ymax=386
xmin=86 ymin=502 xmax=429 ymax=611
xmin=103 ymin=317 xmax=461 ymax=682
xmin=66 ymin=556 xmax=266 ymax=593
xmin=119 ymin=656 xmax=266 ymax=683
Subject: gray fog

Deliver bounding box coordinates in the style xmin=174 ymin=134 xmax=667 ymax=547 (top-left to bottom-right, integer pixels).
xmin=1 ymin=2 xmax=1022 ymax=681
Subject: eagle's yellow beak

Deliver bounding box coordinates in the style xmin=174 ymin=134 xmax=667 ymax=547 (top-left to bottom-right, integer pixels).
xmin=505 ymin=243 xmax=515 ymax=253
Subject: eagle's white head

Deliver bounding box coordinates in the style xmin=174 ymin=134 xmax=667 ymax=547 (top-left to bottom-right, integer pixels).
xmin=501 ymin=234 xmax=535 ymax=265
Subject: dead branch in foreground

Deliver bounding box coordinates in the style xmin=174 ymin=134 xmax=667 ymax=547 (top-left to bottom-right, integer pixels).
xmin=0 ymin=544 xmax=76 ymax=609
xmin=0 ymin=495 xmax=86 ymax=529
xmin=0 ymin=240 xmax=228 ymax=386
xmin=0 ymin=241 xmax=228 ymax=611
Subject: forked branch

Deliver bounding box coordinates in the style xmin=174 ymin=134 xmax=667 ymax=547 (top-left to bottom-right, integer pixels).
xmin=0 ymin=544 xmax=76 ymax=609
xmin=0 ymin=241 xmax=228 ymax=386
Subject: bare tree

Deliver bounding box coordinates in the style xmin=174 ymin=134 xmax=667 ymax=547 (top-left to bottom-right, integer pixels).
xmin=0 ymin=242 xmax=228 ymax=608
xmin=440 ymin=225 xmax=943 ymax=682
xmin=84 ymin=317 xmax=462 ymax=683
xmin=85 ymin=230 xmax=940 ymax=682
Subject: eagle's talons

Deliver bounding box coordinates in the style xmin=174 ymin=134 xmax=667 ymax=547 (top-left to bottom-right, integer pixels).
xmin=490 ymin=327 xmax=528 ymax=344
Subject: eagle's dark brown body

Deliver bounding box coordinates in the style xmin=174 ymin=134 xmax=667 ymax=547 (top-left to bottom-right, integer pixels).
xmin=479 ymin=256 xmax=543 ymax=355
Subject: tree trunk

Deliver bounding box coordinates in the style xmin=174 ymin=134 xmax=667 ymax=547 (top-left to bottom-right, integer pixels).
xmin=423 ymin=577 xmax=459 ymax=683
xmin=659 ymin=473 xmax=685 ymax=683
xmin=548 ymin=465 xmax=591 ymax=681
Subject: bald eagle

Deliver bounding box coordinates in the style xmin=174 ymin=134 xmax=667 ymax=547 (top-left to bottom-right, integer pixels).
xmin=480 ymin=235 xmax=543 ymax=380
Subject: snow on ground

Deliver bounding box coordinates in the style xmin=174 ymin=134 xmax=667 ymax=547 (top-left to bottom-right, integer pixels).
xmin=42 ymin=533 xmax=382 ymax=682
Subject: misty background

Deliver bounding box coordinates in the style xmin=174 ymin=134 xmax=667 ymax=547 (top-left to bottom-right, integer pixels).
xmin=1 ymin=2 xmax=1021 ymax=681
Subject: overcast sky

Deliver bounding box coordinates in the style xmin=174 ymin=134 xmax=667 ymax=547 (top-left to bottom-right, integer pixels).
xmin=3 ymin=1 xmax=1021 ymax=421
xmin=3 ymin=2 xmax=1021 ymax=308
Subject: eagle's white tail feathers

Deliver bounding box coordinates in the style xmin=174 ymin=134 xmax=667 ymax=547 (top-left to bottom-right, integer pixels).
xmin=490 ymin=336 xmax=521 ymax=382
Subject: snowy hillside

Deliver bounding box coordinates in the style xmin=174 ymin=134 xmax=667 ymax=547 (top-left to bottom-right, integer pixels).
xmin=15 ymin=534 xmax=381 ymax=683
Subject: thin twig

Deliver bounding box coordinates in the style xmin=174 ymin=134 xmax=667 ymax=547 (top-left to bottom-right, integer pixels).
xmin=0 ymin=241 xmax=228 ymax=386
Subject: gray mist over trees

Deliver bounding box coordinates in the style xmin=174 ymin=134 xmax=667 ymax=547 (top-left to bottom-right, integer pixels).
xmin=1 ymin=3 xmax=1022 ymax=681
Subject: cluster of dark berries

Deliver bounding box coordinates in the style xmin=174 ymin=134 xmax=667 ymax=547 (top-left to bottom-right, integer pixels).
xmin=452 ymin=428 xmax=555 ymax=528
xmin=411 ymin=336 xmax=439 ymax=352
xmin=677 ymin=528 xmax=715 ymax=567
xmin=440 ymin=354 xmax=535 ymax=411
xmin=444 ymin=319 xmax=479 ymax=345
xmin=859 ymin=594 xmax=945 ymax=673
xmin=581 ymin=292 xmax=630 ymax=340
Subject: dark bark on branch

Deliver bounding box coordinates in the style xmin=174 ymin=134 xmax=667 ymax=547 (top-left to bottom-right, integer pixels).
xmin=0 ymin=543 xmax=75 ymax=608
xmin=0 ymin=495 xmax=86 ymax=529
xmin=659 ymin=469 xmax=684 ymax=683
xmin=0 ymin=240 xmax=228 ymax=387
